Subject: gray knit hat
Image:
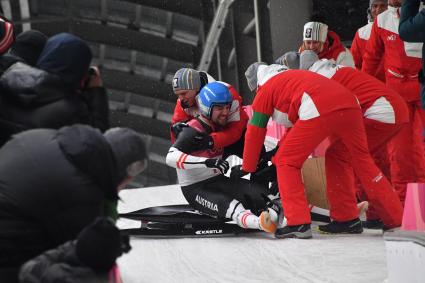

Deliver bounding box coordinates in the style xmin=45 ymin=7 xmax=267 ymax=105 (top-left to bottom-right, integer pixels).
xmin=303 ymin=22 xmax=328 ymax=42
xmin=275 ymin=51 xmax=300 ymax=69
xmin=172 ymin=68 xmax=201 ymax=92
xmin=245 ymin=62 xmax=267 ymax=92
xmin=299 ymin=50 xmax=319 ymax=70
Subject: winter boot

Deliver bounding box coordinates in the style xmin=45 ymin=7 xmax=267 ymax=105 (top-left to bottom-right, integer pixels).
xmin=275 ymin=224 xmax=312 ymax=239
xmin=318 ymin=218 xmax=363 ymax=234
xmin=362 ymin=219 xmax=384 ymax=229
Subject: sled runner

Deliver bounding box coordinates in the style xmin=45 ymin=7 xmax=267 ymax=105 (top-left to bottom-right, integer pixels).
xmin=119 ymin=204 xmax=259 ymax=238
xmin=119 ymin=204 xmax=335 ymax=238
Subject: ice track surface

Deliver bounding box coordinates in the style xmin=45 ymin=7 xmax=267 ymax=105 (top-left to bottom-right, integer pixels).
xmin=117 ymin=185 xmax=387 ymax=283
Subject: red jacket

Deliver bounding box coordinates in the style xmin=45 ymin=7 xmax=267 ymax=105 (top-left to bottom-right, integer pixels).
xmin=171 ymin=82 xmax=248 ymax=149
xmin=362 ymin=7 xmax=422 ymax=102
xmin=351 ymin=22 xmax=386 ymax=82
xmin=242 ymin=68 xmax=359 ymax=172
xmin=301 ymin=31 xmax=355 ymax=67
xmin=309 ymin=61 xmax=408 ymax=124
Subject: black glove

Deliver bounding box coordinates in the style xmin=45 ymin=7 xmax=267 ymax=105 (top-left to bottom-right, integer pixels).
xmin=230 ymin=165 xmax=249 ymax=180
xmin=205 ymin=158 xmax=229 ymax=174
xmin=171 ymin=122 xmax=189 ymax=137
xmin=259 ymin=146 xmax=278 ymax=164
xmin=252 ymin=164 xmax=277 ymax=183
xmin=192 ymin=131 xmax=214 ymax=151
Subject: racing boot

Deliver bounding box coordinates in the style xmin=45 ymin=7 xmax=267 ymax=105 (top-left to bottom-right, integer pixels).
xmin=318 ymin=218 xmax=363 ymax=234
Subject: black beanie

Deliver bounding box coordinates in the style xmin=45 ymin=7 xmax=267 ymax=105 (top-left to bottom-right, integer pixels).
xmin=10 ymin=30 xmax=47 ymax=66
xmin=104 ymin=128 xmax=147 ymax=182
xmin=76 ymin=218 xmax=124 ymax=271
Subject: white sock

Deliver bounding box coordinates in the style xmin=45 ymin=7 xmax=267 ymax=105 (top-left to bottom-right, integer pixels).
xmin=268 ymin=207 xmax=279 ymax=223
xmin=225 ymin=200 xmax=260 ymax=229
xmin=234 ymin=210 xmax=261 ymax=230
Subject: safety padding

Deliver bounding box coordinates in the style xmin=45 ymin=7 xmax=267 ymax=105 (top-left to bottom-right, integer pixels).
xmin=402 ymin=183 xmax=425 ymax=232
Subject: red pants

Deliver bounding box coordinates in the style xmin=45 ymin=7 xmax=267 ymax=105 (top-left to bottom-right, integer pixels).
xmin=356 ymin=144 xmax=392 ymax=220
xmin=388 ymin=101 xmax=425 ymax=204
xmin=274 ymin=109 xmax=403 ymax=228
xmin=351 ymin=118 xmax=404 ymax=221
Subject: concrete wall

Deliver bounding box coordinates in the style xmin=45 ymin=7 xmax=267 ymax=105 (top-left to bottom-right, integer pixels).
xmin=269 ymin=0 xmax=312 ymax=60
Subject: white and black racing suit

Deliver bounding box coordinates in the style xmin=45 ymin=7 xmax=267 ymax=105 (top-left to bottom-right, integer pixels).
xmin=166 ymin=117 xmax=270 ymax=219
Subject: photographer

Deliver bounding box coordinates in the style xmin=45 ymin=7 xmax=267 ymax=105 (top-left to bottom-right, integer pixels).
xmin=399 ymin=0 xmax=425 ymax=109
xmin=0 ymin=32 xmax=109 ymax=146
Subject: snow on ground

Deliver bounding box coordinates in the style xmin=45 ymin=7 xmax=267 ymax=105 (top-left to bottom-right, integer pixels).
xmin=117 ymin=185 xmax=388 ymax=283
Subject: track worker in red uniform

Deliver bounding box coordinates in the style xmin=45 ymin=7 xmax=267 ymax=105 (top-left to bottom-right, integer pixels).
xmin=350 ymin=0 xmax=387 ymax=81
xmin=241 ymin=63 xmax=404 ymax=239
xmin=299 ymin=21 xmax=355 ymax=67
xmin=171 ymin=68 xmax=248 ymax=155
xmin=362 ymin=0 xmax=425 ymax=204
xmin=278 ymin=50 xmax=408 ymax=228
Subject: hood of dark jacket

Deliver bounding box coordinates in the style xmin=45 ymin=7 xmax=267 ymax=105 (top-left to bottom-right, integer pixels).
xmin=0 ymin=53 xmax=22 ymax=74
xmin=10 ymin=30 xmax=47 ymax=66
xmin=0 ymin=62 xmax=70 ymax=107
xmin=104 ymin=128 xmax=147 ymax=182
xmin=56 ymin=125 xmax=119 ymax=200
xmin=36 ymin=33 xmax=92 ymax=90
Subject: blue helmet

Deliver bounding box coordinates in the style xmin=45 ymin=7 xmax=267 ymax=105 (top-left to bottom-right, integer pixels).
xmin=197 ymin=82 xmax=232 ymax=118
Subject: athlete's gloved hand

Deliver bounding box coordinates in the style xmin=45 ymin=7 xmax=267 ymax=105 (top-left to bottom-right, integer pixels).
xmin=171 ymin=122 xmax=188 ymax=138
xmin=192 ymin=131 xmax=214 ymax=151
xmin=230 ymin=165 xmax=249 ymax=180
xmin=259 ymin=146 xmax=278 ymax=164
xmin=205 ymin=158 xmax=229 ymax=174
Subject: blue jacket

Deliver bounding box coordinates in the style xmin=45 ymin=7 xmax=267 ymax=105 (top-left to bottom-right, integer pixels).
xmin=399 ymin=0 xmax=425 ymax=107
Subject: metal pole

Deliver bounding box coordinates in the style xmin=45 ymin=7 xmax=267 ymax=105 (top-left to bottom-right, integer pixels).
xmin=197 ymin=0 xmax=235 ymax=72
xmin=253 ymin=0 xmax=262 ymax=62
xmin=211 ymin=0 xmax=223 ymax=81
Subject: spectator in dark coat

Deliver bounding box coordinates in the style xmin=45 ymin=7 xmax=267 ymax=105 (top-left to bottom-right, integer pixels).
xmin=399 ymin=0 xmax=425 ymax=108
xmin=0 ymin=125 xmax=147 ymax=283
xmin=0 ymin=30 xmax=47 ymax=73
xmin=19 ymin=217 xmax=131 ymax=283
xmin=0 ymin=33 xmax=109 ymax=146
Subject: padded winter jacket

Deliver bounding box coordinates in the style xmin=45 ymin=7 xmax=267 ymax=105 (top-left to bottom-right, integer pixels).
xmin=0 ymin=125 xmax=119 ymax=271
xmin=0 ymin=62 xmax=109 ymax=146
xmin=362 ymin=6 xmax=423 ymax=102
xmin=399 ymin=0 xmax=425 ymax=107
xmin=19 ymin=241 xmax=110 ymax=283
xmin=350 ymin=22 xmax=386 ymax=81
xmin=300 ymin=30 xmax=355 ymax=67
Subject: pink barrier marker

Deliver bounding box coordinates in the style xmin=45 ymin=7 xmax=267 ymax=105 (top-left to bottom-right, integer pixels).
xmin=401 ymin=183 xmax=425 ymax=232
xmin=109 ymin=264 xmax=123 ymax=283
xmin=244 ymin=105 xmax=286 ymax=141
